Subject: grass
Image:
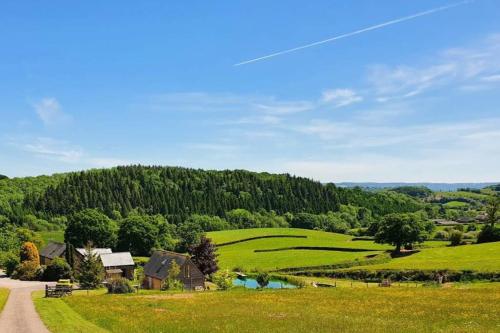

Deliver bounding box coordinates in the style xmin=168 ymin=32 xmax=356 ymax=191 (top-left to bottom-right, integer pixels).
xmin=0 ymin=288 xmax=9 ymax=313
xmin=442 ymin=201 xmax=469 ymax=209
xmin=38 ymin=230 xmax=65 ymax=244
xmin=207 ymin=228 xmax=390 ymax=271
xmin=32 ymin=290 xmax=108 ymax=333
xmin=347 ymin=242 xmax=500 ymax=272
xmin=45 ymin=287 xmax=500 ymax=333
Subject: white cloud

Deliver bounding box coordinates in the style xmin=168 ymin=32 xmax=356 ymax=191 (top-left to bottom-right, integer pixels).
xmin=367 ymin=34 xmax=500 ymax=100
xmin=321 ymin=89 xmax=363 ymax=108
xmin=34 ymin=98 xmax=70 ymax=126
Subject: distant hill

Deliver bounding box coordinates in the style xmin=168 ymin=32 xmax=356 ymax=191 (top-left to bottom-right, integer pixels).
xmin=337 ymin=182 xmax=499 ymax=192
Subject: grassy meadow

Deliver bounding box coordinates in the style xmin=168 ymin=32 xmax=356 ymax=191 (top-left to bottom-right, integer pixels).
xmin=38 ymin=230 xmax=65 ymax=244
xmin=0 ymin=288 xmax=9 ymax=313
xmin=207 ymin=228 xmax=390 ymax=271
xmin=35 ymin=286 xmax=500 ymax=333
xmin=347 ymin=242 xmax=500 ymax=272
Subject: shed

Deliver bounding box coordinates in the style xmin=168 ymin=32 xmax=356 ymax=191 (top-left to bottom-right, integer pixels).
xmin=143 ymin=250 xmax=205 ymax=290
xmin=39 ymin=242 xmax=67 ymax=265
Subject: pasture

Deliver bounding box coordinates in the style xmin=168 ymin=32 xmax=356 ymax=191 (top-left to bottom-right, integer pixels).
xmin=347 ymin=242 xmax=500 ymax=272
xmin=36 ymin=286 xmax=500 ymax=333
xmin=207 ymin=228 xmax=390 ymax=271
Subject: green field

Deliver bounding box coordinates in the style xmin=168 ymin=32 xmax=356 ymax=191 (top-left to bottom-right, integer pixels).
xmin=38 ymin=230 xmax=65 ymax=244
xmin=442 ymin=201 xmax=469 ymax=209
xmin=348 ymin=242 xmax=500 ymax=272
xmin=0 ymin=288 xmax=9 ymax=313
xmin=207 ymin=228 xmax=390 ymax=271
xmin=35 ymin=287 xmax=500 ymax=333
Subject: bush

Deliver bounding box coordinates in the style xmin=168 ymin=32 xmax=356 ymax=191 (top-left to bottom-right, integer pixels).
xmin=106 ymin=278 xmax=134 ymax=294
xmin=449 ymin=231 xmax=463 ymax=246
xmin=434 ymin=230 xmax=449 ymax=240
xmin=20 ymin=242 xmax=40 ymax=264
xmin=13 ymin=261 xmax=41 ymax=281
xmin=256 ymin=272 xmax=270 ymax=288
xmin=1 ymin=252 xmax=20 ymax=276
xmin=212 ymin=270 xmax=234 ymax=290
xmin=477 ymin=225 xmax=500 ymax=243
xmin=462 ymin=232 xmax=477 ymax=240
xmin=43 ymin=258 xmax=72 ymax=281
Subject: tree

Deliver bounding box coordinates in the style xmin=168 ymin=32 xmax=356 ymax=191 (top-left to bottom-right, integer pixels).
xmin=188 ymin=236 xmax=218 ymax=276
xmin=65 ymin=209 xmax=118 ymax=248
xmin=375 ymin=213 xmax=429 ymax=253
xmin=65 ymin=243 xmax=75 ymax=269
xmin=212 ymin=270 xmax=234 ymax=290
xmin=77 ymin=243 xmax=104 ymax=289
xmin=485 ymin=196 xmax=499 ymax=227
xmin=256 ymin=272 xmax=270 ymax=288
xmin=176 ymin=221 xmax=203 ymax=253
xmin=20 ymin=242 xmax=40 ymax=264
xmin=162 ymin=260 xmax=183 ymax=290
xmin=117 ymin=214 xmax=158 ymax=256
xmin=449 ymin=230 xmax=463 ymax=246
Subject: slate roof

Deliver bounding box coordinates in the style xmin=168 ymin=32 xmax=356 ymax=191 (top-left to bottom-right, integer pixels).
xmin=76 ymin=248 xmax=113 ymax=256
xmin=40 ymin=242 xmax=66 ymax=259
xmin=100 ymin=252 xmax=135 ymax=267
xmin=144 ymin=250 xmax=188 ymax=280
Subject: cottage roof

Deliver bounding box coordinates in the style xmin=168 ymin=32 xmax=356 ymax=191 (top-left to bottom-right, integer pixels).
xmin=40 ymin=242 xmax=66 ymax=259
xmin=144 ymin=250 xmax=189 ymax=280
xmin=76 ymin=248 xmax=112 ymax=256
xmin=100 ymin=252 xmax=135 ymax=267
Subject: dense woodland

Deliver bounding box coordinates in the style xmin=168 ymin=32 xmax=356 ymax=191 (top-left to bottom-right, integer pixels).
xmin=1 ymin=166 xmax=422 ymax=225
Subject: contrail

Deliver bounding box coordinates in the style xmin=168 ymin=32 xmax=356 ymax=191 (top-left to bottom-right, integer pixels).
xmin=234 ymin=0 xmax=472 ymax=66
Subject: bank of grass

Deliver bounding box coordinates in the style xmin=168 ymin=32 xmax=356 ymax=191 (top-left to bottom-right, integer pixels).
xmin=55 ymin=287 xmax=500 ymax=333
xmin=345 ymin=242 xmax=500 ymax=272
xmin=0 ymin=288 xmax=9 ymax=313
xmin=33 ymin=290 xmax=108 ymax=333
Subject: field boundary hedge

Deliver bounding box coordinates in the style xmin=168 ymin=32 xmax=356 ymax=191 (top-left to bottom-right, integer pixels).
xmin=293 ymin=269 xmax=500 ymax=282
xmin=275 ymin=253 xmax=391 ymax=273
xmin=254 ymin=246 xmax=376 ymax=253
xmin=217 ymin=235 xmax=307 ymax=247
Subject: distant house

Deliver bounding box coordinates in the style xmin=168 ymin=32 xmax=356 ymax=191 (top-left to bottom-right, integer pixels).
xmin=100 ymin=252 xmax=135 ymax=280
xmin=431 ymin=219 xmax=459 ymax=226
xmin=143 ymin=250 xmax=205 ymax=290
xmin=40 ymin=242 xmax=67 ymax=265
xmin=39 ymin=243 xmax=135 ymax=280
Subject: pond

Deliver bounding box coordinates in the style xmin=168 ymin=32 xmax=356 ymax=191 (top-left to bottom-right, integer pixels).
xmin=232 ymin=278 xmax=297 ymax=289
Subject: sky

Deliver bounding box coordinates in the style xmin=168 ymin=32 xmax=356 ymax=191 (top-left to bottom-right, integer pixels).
xmin=1 ymin=0 xmax=500 ymax=182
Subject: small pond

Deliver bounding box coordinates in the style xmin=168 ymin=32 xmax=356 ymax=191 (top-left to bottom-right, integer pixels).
xmin=232 ymin=278 xmax=297 ymax=289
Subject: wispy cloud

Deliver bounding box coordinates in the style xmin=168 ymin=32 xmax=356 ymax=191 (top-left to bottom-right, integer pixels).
xmin=321 ymin=89 xmax=363 ymax=108
xmin=234 ymin=0 xmax=472 ymax=66
xmin=34 ymin=98 xmax=71 ymax=126
xmin=368 ymin=33 xmax=500 ymax=100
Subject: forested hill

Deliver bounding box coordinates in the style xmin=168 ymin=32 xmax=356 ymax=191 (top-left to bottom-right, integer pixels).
xmin=2 ymin=166 xmax=423 ymax=224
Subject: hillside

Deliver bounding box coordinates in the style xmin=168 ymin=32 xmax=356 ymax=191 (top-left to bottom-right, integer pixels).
xmin=1 ymin=166 xmax=422 ymax=225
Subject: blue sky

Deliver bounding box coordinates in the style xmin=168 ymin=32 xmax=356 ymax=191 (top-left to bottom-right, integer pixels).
xmin=1 ymin=0 xmax=500 ymax=182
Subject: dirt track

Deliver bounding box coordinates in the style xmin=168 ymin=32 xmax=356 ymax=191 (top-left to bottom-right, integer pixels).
xmin=0 ymin=270 xmax=52 ymax=333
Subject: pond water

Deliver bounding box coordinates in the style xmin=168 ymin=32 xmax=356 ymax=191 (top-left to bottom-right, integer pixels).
xmin=232 ymin=278 xmax=297 ymax=289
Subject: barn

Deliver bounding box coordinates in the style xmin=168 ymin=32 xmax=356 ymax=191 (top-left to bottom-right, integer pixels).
xmin=143 ymin=250 xmax=205 ymax=290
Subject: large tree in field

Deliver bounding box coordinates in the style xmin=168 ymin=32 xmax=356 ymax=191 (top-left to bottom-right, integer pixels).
xmin=188 ymin=236 xmax=218 ymax=276
xmin=485 ymin=196 xmax=499 ymax=227
xmin=65 ymin=208 xmax=118 ymax=248
xmin=375 ymin=213 xmax=429 ymax=253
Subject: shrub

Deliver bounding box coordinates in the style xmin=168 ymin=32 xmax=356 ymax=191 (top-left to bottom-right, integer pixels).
xmin=212 ymin=270 xmax=234 ymax=290
xmin=477 ymin=225 xmax=500 ymax=243
xmin=434 ymin=230 xmax=449 ymax=240
xmin=20 ymin=242 xmax=39 ymax=264
xmin=462 ymin=232 xmax=477 ymax=240
xmin=1 ymin=252 xmax=19 ymax=276
xmin=449 ymin=231 xmax=463 ymax=246
xmin=256 ymin=272 xmax=270 ymax=288
xmin=161 ymin=260 xmax=183 ymax=291
xmin=13 ymin=261 xmax=41 ymax=281
xmin=43 ymin=258 xmax=72 ymax=281
xmin=106 ymin=278 xmax=134 ymax=294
